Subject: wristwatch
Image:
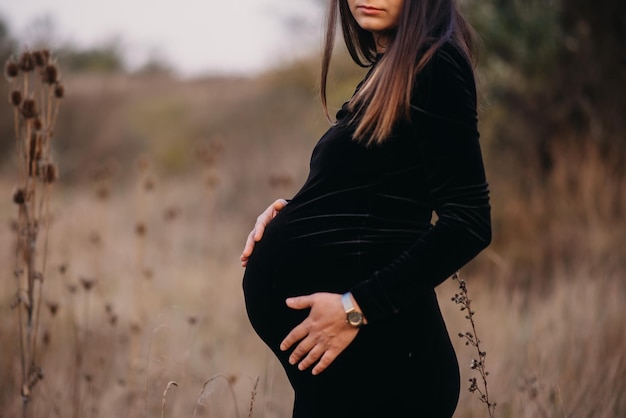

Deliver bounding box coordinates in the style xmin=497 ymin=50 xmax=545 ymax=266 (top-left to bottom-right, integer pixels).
xmin=341 ymin=292 xmax=365 ymax=328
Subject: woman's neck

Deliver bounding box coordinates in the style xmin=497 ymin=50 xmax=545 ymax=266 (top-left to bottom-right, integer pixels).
xmin=373 ymin=32 xmax=390 ymax=53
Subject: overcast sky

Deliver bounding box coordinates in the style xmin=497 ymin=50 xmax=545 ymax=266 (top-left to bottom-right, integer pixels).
xmin=1 ymin=0 xmax=324 ymax=77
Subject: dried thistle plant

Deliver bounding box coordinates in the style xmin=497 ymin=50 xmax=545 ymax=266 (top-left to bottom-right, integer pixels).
xmin=6 ymin=48 xmax=65 ymax=417
xmin=195 ymin=136 xmax=223 ymax=193
xmin=268 ymin=173 xmax=294 ymax=190
xmin=195 ymin=137 xmax=223 ymax=268
xmin=451 ymin=270 xmax=497 ymax=418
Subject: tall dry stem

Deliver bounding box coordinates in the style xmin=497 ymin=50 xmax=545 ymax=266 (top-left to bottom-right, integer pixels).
xmin=451 ymin=270 xmax=497 ymax=418
xmin=5 ymin=48 xmax=64 ymax=418
xmin=160 ymin=381 xmax=179 ymax=418
xmin=193 ymin=374 xmax=240 ymax=418
xmin=247 ymin=376 xmax=259 ymax=418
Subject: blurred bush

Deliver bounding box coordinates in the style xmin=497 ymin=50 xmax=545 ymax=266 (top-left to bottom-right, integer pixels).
xmin=57 ymin=41 xmax=125 ymax=74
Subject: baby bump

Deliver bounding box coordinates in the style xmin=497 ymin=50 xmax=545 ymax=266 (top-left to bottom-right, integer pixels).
xmin=242 ymin=224 xmax=363 ymax=353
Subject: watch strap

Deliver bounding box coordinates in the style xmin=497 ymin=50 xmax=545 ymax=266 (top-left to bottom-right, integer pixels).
xmin=341 ymin=292 xmax=355 ymax=313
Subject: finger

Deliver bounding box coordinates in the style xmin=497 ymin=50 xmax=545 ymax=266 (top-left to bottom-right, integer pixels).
xmin=252 ymin=226 xmax=265 ymax=241
xmin=288 ymin=337 xmax=317 ymax=367
xmin=251 ymin=200 xmax=286 ymax=243
xmin=273 ymin=198 xmax=288 ymax=211
xmin=285 ymin=295 xmax=312 ymax=310
xmin=240 ymin=231 xmax=257 ymax=259
xmin=280 ymin=324 xmax=309 ymax=352
xmin=311 ymin=350 xmax=339 ymax=375
xmin=241 ymin=236 xmax=254 ymax=258
xmin=296 ymin=344 xmax=326 ymax=371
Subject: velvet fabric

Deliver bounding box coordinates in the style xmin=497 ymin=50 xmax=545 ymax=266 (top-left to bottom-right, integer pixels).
xmin=243 ymin=42 xmax=491 ymax=418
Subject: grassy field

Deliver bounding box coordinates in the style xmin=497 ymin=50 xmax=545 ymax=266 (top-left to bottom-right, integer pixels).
xmin=1 ymin=53 xmax=625 ymax=417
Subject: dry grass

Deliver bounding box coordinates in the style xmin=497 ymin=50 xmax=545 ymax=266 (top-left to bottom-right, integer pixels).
xmin=0 ymin=170 xmax=623 ymax=417
xmin=1 ymin=51 xmax=624 ymax=417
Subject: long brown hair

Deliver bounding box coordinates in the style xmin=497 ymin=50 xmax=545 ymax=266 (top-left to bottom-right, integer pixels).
xmin=321 ymin=0 xmax=478 ymax=145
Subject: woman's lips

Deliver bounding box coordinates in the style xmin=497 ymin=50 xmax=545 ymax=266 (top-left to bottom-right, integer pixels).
xmin=358 ymin=5 xmax=384 ymax=15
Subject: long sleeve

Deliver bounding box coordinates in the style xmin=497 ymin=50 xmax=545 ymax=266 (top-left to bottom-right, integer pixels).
xmin=350 ymin=44 xmax=492 ymax=322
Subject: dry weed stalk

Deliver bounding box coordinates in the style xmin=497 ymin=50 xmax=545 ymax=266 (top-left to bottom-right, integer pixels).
xmin=6 ymin=48 xmax=64 ymax=417
xmin=160 ymin=381 xmax=179 ymax=418
xmin=193 ymin=374 xmax=240 ymax=418
xmin=451 ymin=271 xmax=497 ymax=418
xmin=135 ymin=153 xmax=155 ymax=286
xmin=195 ymin=137 xmax=222 ymax=261
xmin=247 ymin=376 xmax=259 ymax=418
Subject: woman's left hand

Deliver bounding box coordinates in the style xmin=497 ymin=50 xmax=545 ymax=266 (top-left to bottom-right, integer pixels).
xmin=280 ymin=292 xmax=360 ymax=375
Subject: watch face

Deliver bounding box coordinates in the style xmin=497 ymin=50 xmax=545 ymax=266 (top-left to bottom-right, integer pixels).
xmin=347 ymin=311 xmax=364 ymax=327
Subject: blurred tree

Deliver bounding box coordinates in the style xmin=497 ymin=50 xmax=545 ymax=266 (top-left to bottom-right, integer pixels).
xmin=461 ymin=0 xmax=625 ymax=281
xmin=133 ymin=50 xmax=174 ymax=77
xmin=58 ymin=39 xmax=125 ymax=74
xmin=464 ymin=0 xmax=625 ymax=173
xmin=556 ymin=0 xmax=626 ymax=153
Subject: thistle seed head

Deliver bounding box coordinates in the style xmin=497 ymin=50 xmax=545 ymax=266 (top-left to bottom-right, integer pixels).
xmin=135 ymin=222 xmax=146 ymax=236
xmin=163 ymin=206 xmax=180 ymax=221
xmin=142 ymin=268 xmax=153 ymax=280
xmin=19 ymin=51 xmax=35 ymax=72
xmin=33 ymin=117 xmax=44 ymax=131
xmin=33 ymin=50 xmax=48 ymax=67
xmin=10 ymin=90 xmax=22 ymax=106
xmin=88 ymin=231 xmax=102 ymax=246
xmin=5 ymin=60 xmax=19 ymax=78
xmin=13 ymin=188 xmax=26 ymax=205
xmin=54 ymin=83 xmax=65 ymax=99
xmin=143 ymin=177 xmax=155 ymax=191
xmin=80 ymin=277 xmax=95 ymax=291
xmin=96 ymin=185 xmax=109 ymax=201
xmin=130 ymin=323 xmax=142 ymax=334
xmin=21 ymin=98 xmax=38 ymax=119
xmin=43 ymin=63 xmax=59 ymax=84
xmin=269 ymin=173 xmax=294 ymax=189
xmin=47 ymin=302 xmax=59 ymax=316
xmin=43 ymin=330 xmax=51 ymax=346
xmin=43 ymin=163 xmax=59 ymax=183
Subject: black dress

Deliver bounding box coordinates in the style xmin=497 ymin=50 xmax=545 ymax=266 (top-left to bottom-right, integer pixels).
xmin=242 ymin=43 xmax=491 ymax=418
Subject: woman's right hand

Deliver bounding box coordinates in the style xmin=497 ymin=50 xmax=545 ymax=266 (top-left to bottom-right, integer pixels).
xmin=240 ymin=198 xmax=289 ymax=267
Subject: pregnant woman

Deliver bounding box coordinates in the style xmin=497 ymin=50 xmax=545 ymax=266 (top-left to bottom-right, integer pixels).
xmin=241 ymin=1 xmax=491 ymax=417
